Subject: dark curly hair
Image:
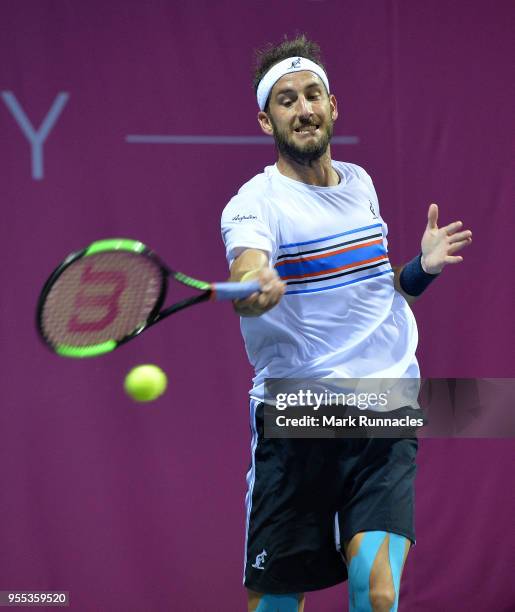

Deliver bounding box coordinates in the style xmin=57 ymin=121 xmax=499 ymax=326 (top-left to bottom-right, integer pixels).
xmin=253 ymin=34 xmax=328 ymax=110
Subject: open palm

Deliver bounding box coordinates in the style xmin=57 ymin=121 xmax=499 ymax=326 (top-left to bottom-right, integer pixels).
xmin=421 ymin=203 xmax=472 ymax=274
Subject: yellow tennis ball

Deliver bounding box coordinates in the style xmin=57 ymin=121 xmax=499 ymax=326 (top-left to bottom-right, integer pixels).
xmin=124 ymin=364 xmax=168 ymax=402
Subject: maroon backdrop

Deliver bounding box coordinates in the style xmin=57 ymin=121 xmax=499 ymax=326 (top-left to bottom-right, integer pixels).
xmin=1 ymin=1 xmax=513 ymax=610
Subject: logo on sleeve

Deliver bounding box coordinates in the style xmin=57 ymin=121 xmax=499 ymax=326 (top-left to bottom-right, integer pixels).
xmin=232 ymin=214 xmax=258 ymax=222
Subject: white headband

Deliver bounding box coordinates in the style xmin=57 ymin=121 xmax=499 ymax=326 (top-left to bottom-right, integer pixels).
xmin=256 ymin=56 xmax=330 ymax=111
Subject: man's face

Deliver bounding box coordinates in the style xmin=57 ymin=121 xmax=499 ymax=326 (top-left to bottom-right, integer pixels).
xmin=263 ymin=71 xmax=337 ymax=164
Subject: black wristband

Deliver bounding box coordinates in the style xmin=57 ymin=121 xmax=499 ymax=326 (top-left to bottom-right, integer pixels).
xmin=399 ymin=254 xmax=439 ymax=297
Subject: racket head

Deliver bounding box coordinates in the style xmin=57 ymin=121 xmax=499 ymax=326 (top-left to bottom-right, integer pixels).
xmin=36 ymin=239 xmax=168 ymax=357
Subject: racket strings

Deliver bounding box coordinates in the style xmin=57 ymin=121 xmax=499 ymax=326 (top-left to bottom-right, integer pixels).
xmin=41 ymin=252 xmax=163 ymax=348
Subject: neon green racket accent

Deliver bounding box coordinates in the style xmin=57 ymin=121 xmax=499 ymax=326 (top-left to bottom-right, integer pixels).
xmin=56 ymin=341 xmax=117 ymax=358
xmin=85 ymin=239 xmax=146 ymax=256
xmin=174 ymin=272 xmax=211 ymax=291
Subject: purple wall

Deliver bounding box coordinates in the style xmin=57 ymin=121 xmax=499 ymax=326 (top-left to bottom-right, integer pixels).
xmin=1 ymin=1 xmax=513 ymax=610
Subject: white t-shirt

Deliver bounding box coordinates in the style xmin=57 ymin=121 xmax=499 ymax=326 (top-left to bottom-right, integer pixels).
xmin=221 ymin=161 xmax=419 ymax=404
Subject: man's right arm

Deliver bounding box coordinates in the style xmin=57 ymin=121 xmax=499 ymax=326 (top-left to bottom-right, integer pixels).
xmin=229 ymin=248 xmax=285 ymax=317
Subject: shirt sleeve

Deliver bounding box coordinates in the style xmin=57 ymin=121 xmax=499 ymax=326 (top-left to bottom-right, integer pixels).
xmin=220 ymin=195 xmax=275 ymax=268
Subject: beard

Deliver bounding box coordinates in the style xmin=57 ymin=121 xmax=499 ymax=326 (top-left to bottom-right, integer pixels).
xmin=270 ymin=115 xmax=333 ymax=164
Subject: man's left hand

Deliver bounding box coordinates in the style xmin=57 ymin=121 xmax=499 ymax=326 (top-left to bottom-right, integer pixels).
xmin=420 ymin=203 xmax=472 ymax=274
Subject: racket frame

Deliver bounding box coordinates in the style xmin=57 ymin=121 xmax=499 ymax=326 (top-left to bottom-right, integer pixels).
xmin=35 ymin=239 xmax=207 ymax=358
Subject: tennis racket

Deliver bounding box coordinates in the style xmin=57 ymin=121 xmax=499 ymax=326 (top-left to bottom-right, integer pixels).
xmin=36 ymin=238 xmax=260 ymax=358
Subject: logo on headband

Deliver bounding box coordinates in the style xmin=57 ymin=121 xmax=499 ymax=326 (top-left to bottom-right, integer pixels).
xmin=288 ymin=57 xmax=302 ymax=71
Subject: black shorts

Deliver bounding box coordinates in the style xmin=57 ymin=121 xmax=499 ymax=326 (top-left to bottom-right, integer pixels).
xmin=244 ymin=401 xmax=418 ymax=594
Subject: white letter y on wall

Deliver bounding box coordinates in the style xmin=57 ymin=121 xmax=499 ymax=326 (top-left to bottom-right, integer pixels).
xmin=1 ymin=91 xmax=69 ymax=180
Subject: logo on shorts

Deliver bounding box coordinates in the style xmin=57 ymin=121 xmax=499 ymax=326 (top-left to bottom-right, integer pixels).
xmin=288 ymin=58 xmax=302 ymax=70
xmin=369 ymin=200 xmax=379 ymax=219
xmin=251 ymin=549 xmax=267 ymax=570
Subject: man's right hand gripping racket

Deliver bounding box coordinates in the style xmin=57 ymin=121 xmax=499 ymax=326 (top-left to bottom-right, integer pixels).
xmin=36 ymin=238 xmax=260 ymax=358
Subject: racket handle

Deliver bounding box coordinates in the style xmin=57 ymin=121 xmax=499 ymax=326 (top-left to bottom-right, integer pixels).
xmin=211 ymin=280 xmax=261 ymax=301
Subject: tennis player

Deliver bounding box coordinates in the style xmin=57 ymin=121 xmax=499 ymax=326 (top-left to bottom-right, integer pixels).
xmin=221 ymin=35 xmax=472 ymax=612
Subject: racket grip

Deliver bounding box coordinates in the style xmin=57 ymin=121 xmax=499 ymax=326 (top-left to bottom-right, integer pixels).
xmin=212 ymin=280 xmax=261 ymax=301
